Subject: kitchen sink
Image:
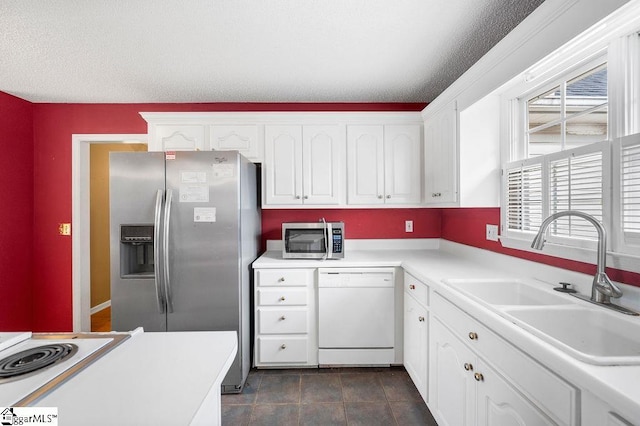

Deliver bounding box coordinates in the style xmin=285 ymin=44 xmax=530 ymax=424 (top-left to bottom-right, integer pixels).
xmin=444 ymin=279 xmax=572 ymax=307
xmin=503 ymin=306 xmax=640 ymax=365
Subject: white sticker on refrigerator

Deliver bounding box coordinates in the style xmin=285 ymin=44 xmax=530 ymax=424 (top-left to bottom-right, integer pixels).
xmin=212 ymin=163 xmax=234 ymax=178
xmin=194 ymin=207 xmax=216 ymax=222
xmin=179 ymin=185 xmax=209 ymax=202
xmin=181 ymin=171 xmax=207 ymax=183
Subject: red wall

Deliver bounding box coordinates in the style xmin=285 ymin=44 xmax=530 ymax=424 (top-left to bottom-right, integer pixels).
xmin=261 ymin=208 xmax=442 ymax=250
xmin=441 ymin=208 xmax=640 ymax=286
xmin=30 ymin=102 xmax=426 ymax=332
xmin=0 ymin=92 xmax=34 ymax=330
xmin=5 ymin=96 xmax=636 ymax=332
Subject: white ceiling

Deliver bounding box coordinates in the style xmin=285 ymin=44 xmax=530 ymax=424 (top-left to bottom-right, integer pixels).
xmin=0 ymin=0 xmax=544 ymax=104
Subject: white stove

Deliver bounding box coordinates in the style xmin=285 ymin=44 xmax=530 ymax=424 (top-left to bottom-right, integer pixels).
xmin=0 ymin=332 xmax=131 ymax=407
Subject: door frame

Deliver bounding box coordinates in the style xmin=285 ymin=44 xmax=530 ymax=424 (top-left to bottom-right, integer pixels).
xmin=71 ymin=134 xmax=147 ymax=332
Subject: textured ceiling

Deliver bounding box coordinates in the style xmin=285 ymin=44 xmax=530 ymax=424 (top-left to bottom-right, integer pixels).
xmin=0 ymin=0 xmax=545 ymax=103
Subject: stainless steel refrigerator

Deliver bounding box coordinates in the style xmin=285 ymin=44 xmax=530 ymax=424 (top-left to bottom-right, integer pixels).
xmin=109 ymin=150 xmax=260 ymax=393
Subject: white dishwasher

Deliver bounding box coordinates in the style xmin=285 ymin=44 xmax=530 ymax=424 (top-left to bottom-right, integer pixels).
xmin=318 ymin=267 xmax=395 ymax=366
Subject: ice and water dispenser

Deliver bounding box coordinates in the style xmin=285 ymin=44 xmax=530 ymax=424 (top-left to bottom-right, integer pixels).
xmin=119 ymin=225 xmax=155 ymax=278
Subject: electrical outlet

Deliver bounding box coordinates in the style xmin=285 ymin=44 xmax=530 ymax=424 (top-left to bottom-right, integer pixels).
xmin=486 ymin=224 xmax=499 ymax=241
xmin=405 ymin=220 xmax=413 ymax=233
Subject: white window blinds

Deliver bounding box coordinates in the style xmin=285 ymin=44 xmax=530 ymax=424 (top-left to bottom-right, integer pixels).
xmin=620 ymin=134 xmax=640 ymax=245
xmin=503 ymin=141 xmax=606 ymax=242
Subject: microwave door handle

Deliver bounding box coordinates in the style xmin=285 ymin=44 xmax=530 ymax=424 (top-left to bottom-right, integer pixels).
xmin=153 ymin=189 xmax=165 ymax=314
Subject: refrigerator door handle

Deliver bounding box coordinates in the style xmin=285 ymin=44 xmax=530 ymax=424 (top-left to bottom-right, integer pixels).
xmin=153 ymin=189 xmax=165 ymax=314
xmin=163 ymin=189 xmax=174 ymax=313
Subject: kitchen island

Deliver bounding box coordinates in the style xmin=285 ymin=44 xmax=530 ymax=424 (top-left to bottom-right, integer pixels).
xmin=35 ymin=330 xmax=237 ymax=426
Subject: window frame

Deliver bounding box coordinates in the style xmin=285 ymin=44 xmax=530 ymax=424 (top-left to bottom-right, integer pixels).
xmin=500 ymin=25 xmax=640 ymax=273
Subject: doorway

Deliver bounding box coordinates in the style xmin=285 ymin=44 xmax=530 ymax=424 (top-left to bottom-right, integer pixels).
xmin=72 ymin=134 xmax=147 ymax=332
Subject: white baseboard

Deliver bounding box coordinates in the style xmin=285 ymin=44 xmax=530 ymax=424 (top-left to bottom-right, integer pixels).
xmin=90 ymin=300 xmax=111 ymax=315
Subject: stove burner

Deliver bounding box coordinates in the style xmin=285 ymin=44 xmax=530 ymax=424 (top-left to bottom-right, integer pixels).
xmin=0 ymin=343 xmax=78 ymax=383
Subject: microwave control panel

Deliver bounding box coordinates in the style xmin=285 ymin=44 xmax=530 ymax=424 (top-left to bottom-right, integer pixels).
xmin=332 ymin=229 xmax=343 ymax=253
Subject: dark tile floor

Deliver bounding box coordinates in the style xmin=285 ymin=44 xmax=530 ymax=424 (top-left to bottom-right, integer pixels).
xmin=221 ymin=367 xmax=438 ymax=425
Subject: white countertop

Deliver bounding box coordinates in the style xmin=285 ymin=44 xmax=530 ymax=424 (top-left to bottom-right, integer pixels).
xmin=36 ymin=331 xmax=237 ymax=426
xmin=253 ymin=239 xmax=640 ymax=420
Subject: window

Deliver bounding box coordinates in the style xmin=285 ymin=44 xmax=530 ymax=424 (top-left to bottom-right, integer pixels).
xmin=526 ymin=63 xmax=608 ymax=158
xmin=502 ymin=20 xmax=640 ymax=265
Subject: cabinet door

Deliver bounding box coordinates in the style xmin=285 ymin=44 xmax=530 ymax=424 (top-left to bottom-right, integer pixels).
xmin=302 ymin=125 xmax=345 ymax=205
xmin=264 ymin=125 xmax=303 ymax=205
xmin=404 ymin=292 xmax=428 ymax=402
xmin=430 ymin=318 xmax=475 ymax=426
xmin=347 ymin=125 xmax=385 ymax=204
xmin=151 ymin=125 xmax=205 ymax=151
xmin=475 ymin=359 xmax=554 ymax=426
xmin=210 ymin=125 xmax=261 ymax=161
xmin=384 ymin=125 xmax=422 ymax=204
xmin=425 ymin=102 xmax=457 ymax=204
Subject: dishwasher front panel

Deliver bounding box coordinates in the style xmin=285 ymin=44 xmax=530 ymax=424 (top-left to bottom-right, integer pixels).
xmin=318 ymin=286 xmax=394 ymax=348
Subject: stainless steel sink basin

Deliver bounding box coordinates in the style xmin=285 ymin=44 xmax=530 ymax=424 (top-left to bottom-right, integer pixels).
xmin=504 ymin=306 xmax=640 ymax=365
xmin=445 ymin=279 xmax=571 ymax=306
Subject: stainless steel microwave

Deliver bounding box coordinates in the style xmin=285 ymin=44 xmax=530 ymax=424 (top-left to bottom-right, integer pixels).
xmin=282 ymin=221 xmax=344 ymax=259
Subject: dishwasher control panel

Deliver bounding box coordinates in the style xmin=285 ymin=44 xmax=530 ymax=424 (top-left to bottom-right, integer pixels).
xmin=318 ymin=268 xmax=395 ymax=287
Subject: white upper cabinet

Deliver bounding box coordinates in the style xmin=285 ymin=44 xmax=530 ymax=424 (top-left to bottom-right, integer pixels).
xmin=424 ymin=101 xmax=457 ymax=205
xmin=152 ymin=125 xmax=206 ymax=151
xmin=264 ymin=125 xmax=345 ymax=206
xmin=347 ymin=124 xmax=422 ymax=205
xmin=209 ymin=125 xmax=262 ymax=162
xmin=302 ymin=125 xmax=345 ymax=205
xmin=264 ymin=125 xmax=303 ymax=205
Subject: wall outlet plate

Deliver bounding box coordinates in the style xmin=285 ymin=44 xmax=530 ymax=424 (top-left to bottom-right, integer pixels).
xmin=405 ymin=220 xmax=413 ymax=233
xmin=486 ymin=224 xmax=499 ymax=241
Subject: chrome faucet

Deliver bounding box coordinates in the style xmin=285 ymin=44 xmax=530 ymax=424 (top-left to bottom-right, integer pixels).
xmin=531 ymin=211 xmax=629 ymax=309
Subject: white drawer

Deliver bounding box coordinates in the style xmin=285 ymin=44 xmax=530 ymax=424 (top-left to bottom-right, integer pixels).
xmin=258 ymin=336 xmax=308 ymax=364
xmin=256 ymin=269 xmax=314 ymax=287
xmin=404 ymin=272 xmax=429 ymax=306
xmin=258 ymin=308 xmax=308 ymax=334
xmin=433 ymin=292 xmax=578 ymax=426
xmin=257 ymin=288 xmax=308 ymax=306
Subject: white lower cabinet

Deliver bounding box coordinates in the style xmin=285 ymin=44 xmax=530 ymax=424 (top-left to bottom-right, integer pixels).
xmin=253 ymin=268 xmax=317 ymax=367
xmin=403 ymin=272 xmax=429 ymax=402
xmin=429 ymin=292 xmax=578 ymax=426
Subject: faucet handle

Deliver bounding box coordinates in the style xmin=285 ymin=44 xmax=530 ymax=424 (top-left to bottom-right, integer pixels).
xmin=595 ymin=273 xmax=623 ymax=299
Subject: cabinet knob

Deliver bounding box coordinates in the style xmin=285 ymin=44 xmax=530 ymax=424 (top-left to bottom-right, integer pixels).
xmin=468 ymin=332 xmax=478 ymax=340
xmin=280 ymin=344 xmax=287 ymax=350
xmin=409 ymin=284 xmax=416 ymax=290
xmin=304 ymin=195 xmax=309 ymax=199
xmin=378 ymin=195 xmax=383 ymax=199
xmin=432 ymin=192 xmax=442 ymax=197
xmin=278 ymin=277 xmax=285 ymax=282
xmin=386 ymin=195 xmax=391 ymax=199
xmin=464 ymin=363 xmax=473 ymax=371
xmin=295 ymin=195 xmax=301 ymax=199
xmin=418 ymin=316 xmax=425 ymax=322
xmin=279 ymin=315 xmax=286 ymax=321
xmin=474 ymin=373 xmax=484 ymax=382
xmin=279 ymin=296 xmax=286 ymax=301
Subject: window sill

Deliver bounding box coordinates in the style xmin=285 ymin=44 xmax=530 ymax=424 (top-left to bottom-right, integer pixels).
xmin=500 ymin=235 xmax=640 ymax=275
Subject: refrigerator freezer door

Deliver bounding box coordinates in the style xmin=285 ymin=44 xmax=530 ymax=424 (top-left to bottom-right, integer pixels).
xmin=164 ymin=151 xmax=242 ymax=333
xmin=110 ymin=152 xmax=167 ymax=332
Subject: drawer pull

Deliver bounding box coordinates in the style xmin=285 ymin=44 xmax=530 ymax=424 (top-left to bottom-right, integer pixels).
xmin=278 ymin=277 xmax=286 ymax=282
xmin=418 ymin=316 xmax=425 ymax=322
xmin=409 ymin=285 xmax=416 ymax=290
xmin=468 ymin=332 xmax=478 ymax=340
xmin=280 ymin=344 xmax=287 ymax=350
xmin=474 ymin=372 xmax=484 ymax=382
xmin=279 ymin=296 xmax=286 ymax=301
xmin=464 ymin=363 xmax=473 ymax=371
xmin=279 ymin=316 xmax=286 ymax=321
